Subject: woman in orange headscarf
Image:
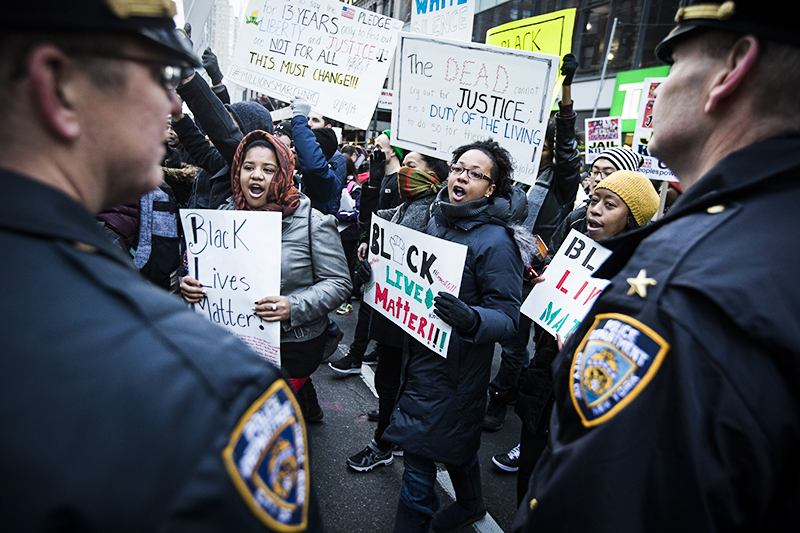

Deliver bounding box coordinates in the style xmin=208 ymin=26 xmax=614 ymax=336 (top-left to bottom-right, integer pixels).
xmin=180 ymin=130 xmax=352 ymax=421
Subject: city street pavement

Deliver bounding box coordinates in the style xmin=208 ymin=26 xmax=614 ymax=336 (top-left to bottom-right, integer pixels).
xmin=305 ymin=300 xmax=534 ymax=532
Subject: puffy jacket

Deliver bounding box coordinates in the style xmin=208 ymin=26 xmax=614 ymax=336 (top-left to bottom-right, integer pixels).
xmin=383 ymin=187 xmax=524 ymax=466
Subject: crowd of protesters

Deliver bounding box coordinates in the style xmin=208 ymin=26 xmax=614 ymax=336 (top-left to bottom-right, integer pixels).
xmin=3 ymin=0 xmax=800 ymax=531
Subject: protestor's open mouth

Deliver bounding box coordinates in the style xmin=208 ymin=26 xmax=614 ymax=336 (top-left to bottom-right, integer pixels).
xmin=451 ymin=185 xmax=467 ymax=202
xmin=248 ymin=182 xmax=265 ymax=199
xmin=586 ymin=217 xmax=602 ymax=232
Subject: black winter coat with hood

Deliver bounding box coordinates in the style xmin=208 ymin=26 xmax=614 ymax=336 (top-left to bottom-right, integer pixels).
xmin=382 ymin=186 xmax=526 ymax=466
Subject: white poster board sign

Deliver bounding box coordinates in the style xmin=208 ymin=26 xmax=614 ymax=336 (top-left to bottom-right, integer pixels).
xmin=585 ymin=116 xmax=622 ymax=165
xmin=522 ymin=229 xmax=611 ymax=338
xmin=391 ymin=33 xmax=559 ymax=186
xmin=362 ymin=217 xmax=467 ymax=358
xmin=228 ymin=0 xmax=403 ymax=128
xmin=632 ymin=77 xmax=678 ymax=183
xmin=180 ymin=209 xmax=282 ymax=367
xmin=409 ymin=0 xmax=475 ymax=42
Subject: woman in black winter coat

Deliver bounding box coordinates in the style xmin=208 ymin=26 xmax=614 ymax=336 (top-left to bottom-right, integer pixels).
xmin=382 ymin=139 xmax=526 ymax=533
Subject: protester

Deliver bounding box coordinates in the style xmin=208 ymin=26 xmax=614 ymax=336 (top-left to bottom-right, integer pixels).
xmin=173 ymin=72 xmax=274 ymax=208
xmin=503 ymin=171 xmax=659 ymax=503
xmin=0 ymin=1 xmax=322 ymax=530
xmin=484 ymin=53 xmax=582 ymax=433
xmin=336 ymin=152 xmax=449 ymax=474
xmin=512 ymin=1 xmax=800 ymax=529
xmin=331 ymin=133 xmax=406 ymax=370
xmin=180 ymin=130 xmax=351 ymax=422
xmin=382 ymin=139 xmax=528 ymax=533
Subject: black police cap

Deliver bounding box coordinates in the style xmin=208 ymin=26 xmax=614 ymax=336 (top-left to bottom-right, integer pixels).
xmin=655 ymin=0 xmax=800 ymax=64
xmin=4 ymin=0 xmax=200 ymax=68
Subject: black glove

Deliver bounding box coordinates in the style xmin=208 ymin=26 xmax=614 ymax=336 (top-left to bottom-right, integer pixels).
xmin=560 ymin=53 xmax=578 ymax=86
xmin=202 ymin=47 xmax=224 ymax=85
xmin=433 ymin=292 xmax=478 ymax=334
xmin=368 ymin=149 xmax=386 ymax=188
xmin=353 ymin=260 xmax=372 ymax=287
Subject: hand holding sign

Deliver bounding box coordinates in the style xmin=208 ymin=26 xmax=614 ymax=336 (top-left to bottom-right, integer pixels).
xmin=433 ymin=292 xmax=478 ymax=334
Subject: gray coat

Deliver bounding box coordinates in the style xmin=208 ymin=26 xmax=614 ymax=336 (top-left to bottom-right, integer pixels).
xmin=223 ymin=194 xmax=351 ymax=342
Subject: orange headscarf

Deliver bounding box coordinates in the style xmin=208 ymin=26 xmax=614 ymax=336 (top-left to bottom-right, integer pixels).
xmin=231 ymin=130 xmax=301 ymax=218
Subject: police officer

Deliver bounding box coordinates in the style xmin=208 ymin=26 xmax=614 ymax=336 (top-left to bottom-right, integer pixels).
xmin=0 ymin=1 xmax=321 ymax=530
xmin=512 ymin=0 xmax=800 ymax=530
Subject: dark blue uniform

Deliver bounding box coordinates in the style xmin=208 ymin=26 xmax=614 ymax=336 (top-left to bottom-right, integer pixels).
xmin=512 ymin=135 xmax=800 ymax=531
xmin=0 ymin=170 xmax=322 ymax=531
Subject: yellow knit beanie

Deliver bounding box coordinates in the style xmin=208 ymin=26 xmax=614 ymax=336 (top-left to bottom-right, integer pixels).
xmin=595 ymin=171 xmax=660 ymax=227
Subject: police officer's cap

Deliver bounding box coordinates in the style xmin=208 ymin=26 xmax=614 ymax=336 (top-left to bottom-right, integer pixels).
xmin=655 ymin=0 xmax=800 ymax=64
xmin=3 ymin=0 xmax=200 ymax=68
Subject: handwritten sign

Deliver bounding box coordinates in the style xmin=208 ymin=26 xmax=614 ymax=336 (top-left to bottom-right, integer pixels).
xmin=585 ymin=116 xmax=622 ymax=165
xmin=228 ymin=0 xmax=403 ymax=129
xmin=632 ymin=77 xmax=678 ymax=183
xmin=391 ymin=33 xmax=559 ymax=186
xmin=180 ymin=209 xmax=282 ymax=367
xmin=409 ymin=0 xmax=475 ymax=42
xmin=362 ymin=217 xmax=467 ymax=358
xmin=522 ymin=229 xmax=611 ymax=338
xmin=486 ymin=9 xmax=576 ymax=108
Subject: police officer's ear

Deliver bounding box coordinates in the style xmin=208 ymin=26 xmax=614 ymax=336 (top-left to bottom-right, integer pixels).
xmin=705 ymin=35 xmax=760 ymax=114
xmin=26 ymin=45 xmax=83 ymax=140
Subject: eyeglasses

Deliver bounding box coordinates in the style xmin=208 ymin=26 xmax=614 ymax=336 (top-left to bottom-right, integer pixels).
xmin=449 ymin=163 xmax=492 ymax=182
xmin=89 ymin=51 xmax=188 ymax=91
xmin=589 ymin=169 xmax=616 ymax=179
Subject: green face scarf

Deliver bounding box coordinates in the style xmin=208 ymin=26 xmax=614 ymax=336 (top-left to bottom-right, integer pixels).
xmin=397 ymin=166 xmax=443 ymax=199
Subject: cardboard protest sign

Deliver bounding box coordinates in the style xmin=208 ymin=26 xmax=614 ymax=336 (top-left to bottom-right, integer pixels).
xmin=409 ymin=0 xmax=476 ymax=42
xmin=486 ymin=8 xmax=576 ymax=108
xmin=228 ymin=0 xmax=403 ymax=129
xmin=180 ymin=209 xmax=282 ymax=367
xmin=362 ymin=217 xmax=467 ymax=358
xmin=522 ymin=229 xmax=611 ymax=338
xmin=391 ymin=33 xmax=559 ymax=186
xmin=585 ymin=116 xmax=622 ymax=165
xmin=632 ymin=77 xmax=678 ymax=183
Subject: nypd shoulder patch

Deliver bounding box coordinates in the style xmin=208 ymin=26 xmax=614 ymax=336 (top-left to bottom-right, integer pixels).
xmin=223 ymin=380 xmax=309 ymax=531
xmin=570 ymin=313 xmax=669 ymax=427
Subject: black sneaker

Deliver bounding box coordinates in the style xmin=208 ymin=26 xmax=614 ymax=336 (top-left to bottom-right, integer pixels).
xmin=361 ymin=350 xmax=379 ymax=366
xmin=366 ymin=409 xmax=379 ymax=421
xmin=329 ymin=353 xmax=362 ymax=375
xmin=491 ymin=444 xmax=520 ymax=472
xmin=346 ymin=440 xmax=394 ymax=472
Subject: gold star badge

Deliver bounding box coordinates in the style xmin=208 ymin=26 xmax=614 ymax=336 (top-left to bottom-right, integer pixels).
xmin=627 ymin=269 xmax=656 ymax=298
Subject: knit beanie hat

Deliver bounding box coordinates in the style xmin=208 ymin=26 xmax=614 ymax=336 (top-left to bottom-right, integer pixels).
xmin=313 ymin=128 xmax=338 ymax=161
xmin=595 ymin=147 xmax=644 ymax=172
xmin=226 ymin=101 xmax=274 ymax=135
xmin=595 ymin=170 xmax=660 ymax=227
xmin=382 ymin=129 xmax=404 ymax=161
xmin=274 ymin=120 xmax=293 ymax=140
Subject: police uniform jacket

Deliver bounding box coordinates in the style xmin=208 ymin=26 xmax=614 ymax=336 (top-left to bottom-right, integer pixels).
xmin=512 ymin=135 xmax=800 ymax=532
xmin=383 ymin=187 xmax=524 ymax=466
xmin=0 ymin=170 xmax=321 ymax=532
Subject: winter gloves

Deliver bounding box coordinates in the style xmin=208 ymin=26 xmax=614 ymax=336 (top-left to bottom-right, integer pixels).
xmin=368 ymin=149 xmax=386 ymax=187
xmin=434 ymin=292 xmax=478 ymax=334
xmin=202 ymin=47 xmax=224 ymax=86
xmin=291 ymin=97 xmax=312 ymax=118
xmin=561 ymin=53 xmax=579 ymax=86
xmin=353 ymin=260 xmax=372 ymax=287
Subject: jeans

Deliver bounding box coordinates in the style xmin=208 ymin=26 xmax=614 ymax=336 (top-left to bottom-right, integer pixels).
xmin=393 ymin=453 xmax=484 ymax=533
